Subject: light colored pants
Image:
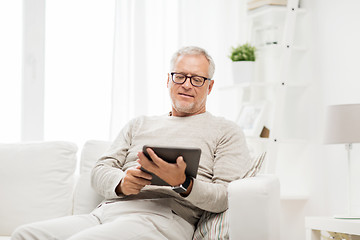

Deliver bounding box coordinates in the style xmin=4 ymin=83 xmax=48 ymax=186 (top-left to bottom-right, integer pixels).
xmin=11 ymin=199 xmax=195 ymax=240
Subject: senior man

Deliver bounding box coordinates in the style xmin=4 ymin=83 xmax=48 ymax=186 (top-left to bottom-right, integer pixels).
xmin=12 ymin=46 xmax=251 ymax=240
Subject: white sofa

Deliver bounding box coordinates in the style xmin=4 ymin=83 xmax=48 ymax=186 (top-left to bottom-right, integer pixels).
xmin=0 ymin=140 xmax=280 ymax=240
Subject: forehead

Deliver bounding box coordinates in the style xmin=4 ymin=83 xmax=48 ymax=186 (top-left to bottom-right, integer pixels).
xmin=173 ymin=54 xmax=209 ymax=76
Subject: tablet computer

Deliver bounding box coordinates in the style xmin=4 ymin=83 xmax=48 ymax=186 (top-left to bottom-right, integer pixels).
xmin=141 ymin=145 xmax=202 ymax=186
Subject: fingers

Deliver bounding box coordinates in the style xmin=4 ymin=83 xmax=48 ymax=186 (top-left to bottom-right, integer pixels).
xmin=176 ymin=156 xmax=186 ymax=170
xmin=120 ymin=180 xmax=142 ymax=196
xmin=132 ymin=165 xmax=153 ymax=180
xmin=120 ymin=167 xmax=152 ymax=196
xmin=140 ymin=148 xmax=185 ymax=170
xmin=145 ymin=148 xmax=168 ymax=168
xmin=137 ymin=150 xmax=161 ymax=175
xmin=138 ymin=149 xmax=188 ymax=187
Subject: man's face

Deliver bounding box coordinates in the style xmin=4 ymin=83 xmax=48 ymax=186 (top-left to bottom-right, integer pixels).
xmin=167 ymin=54 xmax=214 ymax=117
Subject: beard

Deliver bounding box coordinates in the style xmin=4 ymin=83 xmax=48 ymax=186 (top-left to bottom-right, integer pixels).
xmin=171 ymin=99 xmax=196 ymax=114
xmin=168 ymin=84 xmax=209 ymax=116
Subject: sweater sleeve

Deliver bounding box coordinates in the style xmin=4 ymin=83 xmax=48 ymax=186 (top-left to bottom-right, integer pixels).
xmin=184 ymin=123 xmax=252 ymax=213
xmin=91 ymin=119 xmax=136 ymax=199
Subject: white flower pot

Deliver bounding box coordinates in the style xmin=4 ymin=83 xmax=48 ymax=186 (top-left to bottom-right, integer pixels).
xmin=231 ymin=61 xmax=255 ymax=84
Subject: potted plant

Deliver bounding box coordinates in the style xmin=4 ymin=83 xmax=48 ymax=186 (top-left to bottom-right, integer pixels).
xmin=229 ymin=43 xmax=256 ymax=84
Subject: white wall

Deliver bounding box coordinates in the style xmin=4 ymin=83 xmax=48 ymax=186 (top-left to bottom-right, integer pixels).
xmin=312 ymin=0 xmax=360 ymax=215
xmin=278 ymin=0 xmax=360 ymax=239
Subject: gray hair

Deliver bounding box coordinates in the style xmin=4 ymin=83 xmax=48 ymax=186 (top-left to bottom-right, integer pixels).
xmin=170 ymin=46 xmax=215 ymax=79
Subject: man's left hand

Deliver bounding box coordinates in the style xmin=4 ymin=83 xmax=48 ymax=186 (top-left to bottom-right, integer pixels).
xmin=137 ymin=148 xmax=187 ymax=187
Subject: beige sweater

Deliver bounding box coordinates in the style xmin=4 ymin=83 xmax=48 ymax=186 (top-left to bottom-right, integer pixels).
xmin=91 ymin=111 xmax=252 ymax=225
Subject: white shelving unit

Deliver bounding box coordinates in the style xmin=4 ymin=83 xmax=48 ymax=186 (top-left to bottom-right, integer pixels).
xmin=221 ymin=0 xmax=310 ymax=200
xmin=305 ymin=217 xmax=360 ymax=240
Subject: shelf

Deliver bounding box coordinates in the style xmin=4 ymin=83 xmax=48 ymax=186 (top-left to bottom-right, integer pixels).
xmin=247 ymin=5 xmax=307 ymax=19
xmin=255 ymin=43 xmax=307 ymax=52
xmin=246 ymin=136 xmax=271 ymax=143
xmin=253 ymin=25 xmax=279 ymax=32
xmin=246 ymin=137 xmax=308 ymax=145
xmin=271 ymin=138 xmax=308 ymax=144
xmin=219 ymin=81 xmax=309 ymax=90
xmin=281 ymin=193 xmax=309 ymax=201
xmin=306 ymin=217 xmax=360 ymax=236
xmin=247 ymin=5 xmax=287 ymax=18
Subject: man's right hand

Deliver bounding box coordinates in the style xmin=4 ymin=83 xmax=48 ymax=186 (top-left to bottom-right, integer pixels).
xmin=116 ymin=165 xmax=152 ymax=196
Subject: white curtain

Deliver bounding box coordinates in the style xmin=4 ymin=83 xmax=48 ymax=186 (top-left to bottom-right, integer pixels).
xmin=110 ymin=0 xmax=179 ymax=138
xmin=110 ymin=0 xmax=247 ymax=138
xmin=44 ymin=0 xmax=114 ymax=146
xmin=0 ymin=0 xmax=22 ymax=142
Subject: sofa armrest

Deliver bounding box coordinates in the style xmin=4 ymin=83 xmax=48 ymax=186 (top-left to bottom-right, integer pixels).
xmin=228 ymin=174 xmax=280 ymax=240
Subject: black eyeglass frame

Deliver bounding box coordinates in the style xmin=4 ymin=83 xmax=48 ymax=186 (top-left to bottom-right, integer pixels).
xmin=170 ymin=72 xmax=211 ymax=87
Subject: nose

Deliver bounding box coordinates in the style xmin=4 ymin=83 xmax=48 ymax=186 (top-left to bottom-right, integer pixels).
xmin=182 ymin=76 xmax=193 ymax=88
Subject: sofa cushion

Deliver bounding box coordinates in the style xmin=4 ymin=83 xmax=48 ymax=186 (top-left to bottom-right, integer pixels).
xmin=72 ymin=140 xmax=111 ymax=214
xmin=192 ymin=210 xmax=229 ymax=240
xmin=0 ymin=141 xmax=77 ymax=236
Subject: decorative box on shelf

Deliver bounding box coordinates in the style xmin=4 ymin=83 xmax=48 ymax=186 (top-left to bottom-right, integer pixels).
xmin=247 ymin=0 xmax=287 ymax=10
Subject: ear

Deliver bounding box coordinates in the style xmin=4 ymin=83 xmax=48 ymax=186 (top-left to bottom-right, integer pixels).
xmin=207 ymin=80 xmax=214 ymax=95
xmin=167 ymin=73 xmax=170 ymax=88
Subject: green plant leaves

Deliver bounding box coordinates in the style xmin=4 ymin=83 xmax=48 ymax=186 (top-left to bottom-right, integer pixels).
xmin=229 ymin=43 xmax=256 ymax=62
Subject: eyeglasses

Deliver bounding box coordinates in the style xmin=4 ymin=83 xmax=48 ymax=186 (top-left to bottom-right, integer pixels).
xmin=170 ymin=72 xmax=211 ymax=87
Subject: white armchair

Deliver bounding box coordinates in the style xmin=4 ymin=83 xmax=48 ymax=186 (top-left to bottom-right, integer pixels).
xmin=0 ymin=140 xmax=280 ymax=240
xmin=228 ymin=174 xmax=280 ymax=240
